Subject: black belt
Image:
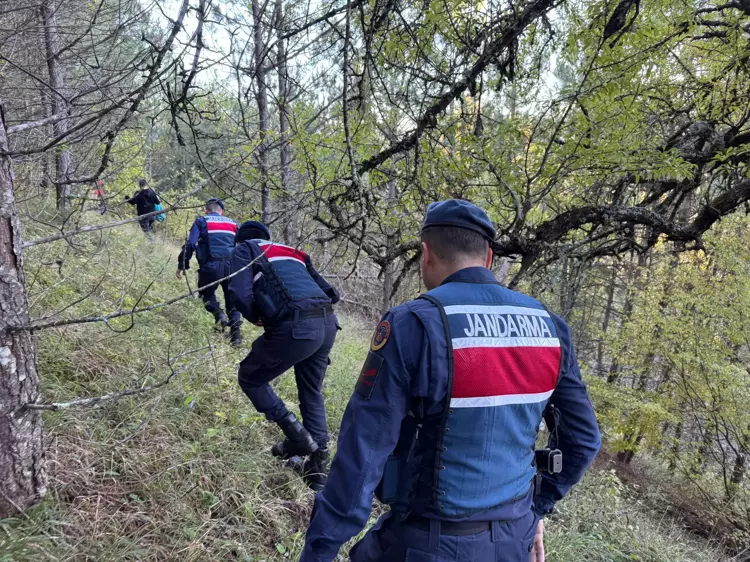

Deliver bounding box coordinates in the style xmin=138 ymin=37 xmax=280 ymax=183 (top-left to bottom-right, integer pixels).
xmin=294 ymin=305 xmax=334 ymax=320
xmin=403 ymin=515 xmax=491 ymax=536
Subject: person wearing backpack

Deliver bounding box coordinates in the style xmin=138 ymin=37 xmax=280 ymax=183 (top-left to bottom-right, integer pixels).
xmin=177 ymin=198 xmax=242 ymax=346
xmin=228 ymin=220 xmax=340 ymax=491
xmin=125 ymin=178 xmax=160 ymax=234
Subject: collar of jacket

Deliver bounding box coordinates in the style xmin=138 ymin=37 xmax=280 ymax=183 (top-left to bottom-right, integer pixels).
xmin=440 ymin=266 xmax=497 ymax=285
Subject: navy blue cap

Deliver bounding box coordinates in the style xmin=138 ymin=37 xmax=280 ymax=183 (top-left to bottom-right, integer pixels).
xmin=206 ymin=197 xmax=225 ymax=211
xmin=237 ymin=220 xmax=271 ymax=242
xmin=422 ymin=199 xmax=496 ymax=241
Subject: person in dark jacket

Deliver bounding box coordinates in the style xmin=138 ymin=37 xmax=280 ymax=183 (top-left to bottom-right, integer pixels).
xmin=301 ymin=200 xmax=601 ymax=562
xmin=125 ymin=178 xmax=160 ymax=233
xmin=177 ymin=198 xmax=242 ymax=345
xmin=229 ymin=220 xmax=340 ymax=490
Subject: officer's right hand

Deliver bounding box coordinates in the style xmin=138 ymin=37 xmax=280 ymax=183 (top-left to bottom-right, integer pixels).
xmin=176 ymin=269 xmax=184 ymax=281
xmin=531 ymin=519 xmax=545 ymax=562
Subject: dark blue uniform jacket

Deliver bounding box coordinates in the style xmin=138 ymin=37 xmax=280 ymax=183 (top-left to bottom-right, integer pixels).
xmin=178 ymin=213 xmax=237 ymax=270
xmin=301 ymin=267 xmax=601 ymax=562
xmin=228 ymin=240 xmax=339 ymax=325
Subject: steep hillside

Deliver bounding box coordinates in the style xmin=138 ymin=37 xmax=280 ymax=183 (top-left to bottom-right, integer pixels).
xmin=1 ymin=220 xmax=731 ymax=561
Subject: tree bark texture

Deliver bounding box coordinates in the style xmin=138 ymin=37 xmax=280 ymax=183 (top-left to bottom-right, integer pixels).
xmin=729 ymin=452 xmax=746 ymax=500
xmin=40 ymin=0 xmax=71 ymax=209
xmin=596 ymin=261 xmax=617 ymax=376
xmin=382 ymin=178 xmax=397 ymax=314
xmin=276 ymin=0 xmax=294 ymax=244
xmin=0 ymin=102 xmax=47 ymax=517
xmin=252 ymin=0 xmax=271 ymax=224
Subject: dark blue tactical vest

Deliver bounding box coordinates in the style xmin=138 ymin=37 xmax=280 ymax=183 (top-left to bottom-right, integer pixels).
xmin=379 ymin=280 xmax=562 ymax=519
xmin=247 ymin=240 xmax=329 ymax=321
xmin=196 ymin=214 xmax=237 ymax=263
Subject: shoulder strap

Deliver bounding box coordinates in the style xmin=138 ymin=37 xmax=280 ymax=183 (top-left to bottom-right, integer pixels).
xmin=416 ymin=293 xmax=455 ymax=396
xmin=417 ymin=293 xmax=455 ymax=509
xmin=197 ymin=215 xmax=208 ymax=234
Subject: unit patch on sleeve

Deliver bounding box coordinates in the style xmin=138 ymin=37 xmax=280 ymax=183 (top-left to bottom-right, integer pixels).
xmin=370 ymin=320 xmax=391 ymax=351
xmin=355 ymin=352 xmax=384 ymax=399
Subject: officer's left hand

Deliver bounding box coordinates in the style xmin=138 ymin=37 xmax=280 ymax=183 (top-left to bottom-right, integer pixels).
xmin=531 ymin=519 xmax=545 ymax=562
xmin=176 ymin=269 xmax=184 ymax=281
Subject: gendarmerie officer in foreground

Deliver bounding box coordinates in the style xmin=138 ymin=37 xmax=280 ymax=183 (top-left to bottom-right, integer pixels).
xmin=302 ymin=200 xmax=601 ymax=562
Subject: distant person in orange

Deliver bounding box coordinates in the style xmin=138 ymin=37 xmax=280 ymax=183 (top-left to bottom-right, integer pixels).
xmin=93 ymin=180 xmax=107 ymax=215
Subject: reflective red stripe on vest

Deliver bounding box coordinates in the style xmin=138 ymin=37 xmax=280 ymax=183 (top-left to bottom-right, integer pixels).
xmin=206 ymin=221 xmax=237 ymax=234
xmin=258 ymin=242 xmax=306 ymax=265
xmin=446 ymin=305 xmax=561 ymax=408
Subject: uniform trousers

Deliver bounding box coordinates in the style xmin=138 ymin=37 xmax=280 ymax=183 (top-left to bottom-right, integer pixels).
xmin=349 ymin=510 xmax=539 ymax=562
xmin=238 ymin=312 xmax=338 ymax=447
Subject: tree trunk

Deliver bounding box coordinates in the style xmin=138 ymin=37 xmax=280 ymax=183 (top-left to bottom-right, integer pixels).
xmin=727 ymin=452 xmax=745 ymax=501
xmin=606 ymin=283 xmax=628 ymax=384
xmin=496 ymin=258 xmax=512 ymax=284
xmin=0 ymin=102 xmax=47 ymax=517
xmin=692 ymin=423 xmax=713 ymax=476
xmin=668 ymin=419 xmax=683 ymax=470
xmin=40 ymin=0 xmax=71 ymax=210
xmin=559 ymin=256 xmax=569 ymax=314
xmin=382 ymin=178 xmax=398 ymax=313
xmin=276 ymin=0 xmax=294 ymax=245
xmin=596 ymin=261 xmax=618 ymax=376
xmin=252 ymin=0 xmax=271 ymax=224
xmin=38 ymin=87 xmax=52 ymax=194
xmin=558 ymin=255 xmax=582 ymax=319
xmin=608 ymin=251 xmax=647 ymax=384
xmin=616 ymin=447 xmax=637 ymax=464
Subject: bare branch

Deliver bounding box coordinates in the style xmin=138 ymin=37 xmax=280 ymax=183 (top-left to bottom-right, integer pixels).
xmin=26 ymin=246 xmax=268 ymax=330
xmin=357 ymin=0 xmax=557 ymax=175
xmin=6 ymin=110 xmax=70 ymax=134
xmin=280 ymin=1 xmax=362 ymax=41
xmin=21 ymin=349 xmax=214 ymax=412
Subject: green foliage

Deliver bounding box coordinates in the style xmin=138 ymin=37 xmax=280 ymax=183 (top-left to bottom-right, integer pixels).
xmin=597 ymin=217 xmax=750 ymax=453
xmin=588 ymin=378 xmax=674 ymax=454
xmin=581 ymin=215 xmax=750 ymax=544
xmin=546 ymin=470 xmax=725 ymax=562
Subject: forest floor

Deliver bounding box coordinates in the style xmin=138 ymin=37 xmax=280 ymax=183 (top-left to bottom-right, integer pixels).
xmin=0 ymin=220 xmax=734 ymax=561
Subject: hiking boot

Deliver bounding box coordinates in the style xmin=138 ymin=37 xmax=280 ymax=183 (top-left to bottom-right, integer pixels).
xmin=212 ymin=311 xmax=228 ymax=332
xmin=285 ymin=456 xmax=305 ymax=476
xmin=271 ymin=413 xmax=318 ymax=460
xmin=303 ymin=448 xmax=330 ymax=492
xmin=228 ymin=325 xmax=243 ymax=347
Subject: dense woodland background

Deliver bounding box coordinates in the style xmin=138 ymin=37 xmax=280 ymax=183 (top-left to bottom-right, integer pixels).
xmin=1 ymin=0 xmax=750 ymax=559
